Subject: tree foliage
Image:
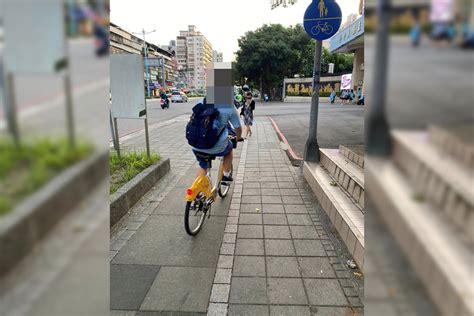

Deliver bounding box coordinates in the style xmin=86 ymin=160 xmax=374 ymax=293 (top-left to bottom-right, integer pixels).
xmin=234 ymin=24 xmax=354 ymax=99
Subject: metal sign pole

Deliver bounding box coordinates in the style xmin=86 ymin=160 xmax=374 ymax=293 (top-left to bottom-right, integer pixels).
xmin=113 ymin=117 xmax=121 ymax=157
xmin=64 ymin=70 xmax=76 ymax=147
xmin=304 ymin=40 xmax=322 ymax=162
xmin=144 ymin=102 xmax=150 ymax=157
xmin=3 ymin=72 xmax=20 ymax=145
xmin=109 ymin=109 xmax=118 ymax=151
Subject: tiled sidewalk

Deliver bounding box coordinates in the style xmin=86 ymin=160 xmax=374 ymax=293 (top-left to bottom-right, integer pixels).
xmin=110 ymin=118 xmax=363 ymax=316
xmin=208 ymin=120 xmax=363 ymax=315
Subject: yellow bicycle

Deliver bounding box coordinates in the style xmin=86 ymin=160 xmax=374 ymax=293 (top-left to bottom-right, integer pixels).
xmin=184 ymin=137 xmax=241 ymax=235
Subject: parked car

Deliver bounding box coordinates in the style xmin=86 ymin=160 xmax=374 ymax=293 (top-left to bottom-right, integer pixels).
xmin=171 ymin=91 xmax=188 ymax=103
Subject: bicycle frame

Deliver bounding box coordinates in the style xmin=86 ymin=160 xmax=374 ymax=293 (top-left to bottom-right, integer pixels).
xmin=185 ymin=157 xmax=224 ymax=202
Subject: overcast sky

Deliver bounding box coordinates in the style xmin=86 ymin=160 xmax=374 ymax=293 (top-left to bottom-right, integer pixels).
xmin=111 ymin=0 xmax=360 ymax=61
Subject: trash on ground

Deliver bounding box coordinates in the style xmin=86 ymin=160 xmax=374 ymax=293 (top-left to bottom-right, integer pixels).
xmin=329 ymin=181 xmax=337 ymax=186
xmin=347 ymin=259 xmax=357 ymax=269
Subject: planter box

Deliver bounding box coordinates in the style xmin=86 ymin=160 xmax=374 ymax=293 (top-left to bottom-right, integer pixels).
xmin=110 ymin=158 xmax=170 ymax=227
xmin=0 ymin=150 xmax=108 ymax=279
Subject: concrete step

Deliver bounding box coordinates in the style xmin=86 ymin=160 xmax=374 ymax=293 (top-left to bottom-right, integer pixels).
xmin=339 ymin=145 xmax=365 ymax=169
xmin=392 ymin=130 xmax=473 ymax=244
xmin=428 ymin=124 xmax=474 ymax=169
xmin=367 ymin=157 xmax=473 ymax=316
xmin=320 ymin=148 xmax=365 ymax=210
xmin=303 ymin=161 xmax=364 ymax=269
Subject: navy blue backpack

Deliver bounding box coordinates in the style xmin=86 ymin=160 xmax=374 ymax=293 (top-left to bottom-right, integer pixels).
xmin=186 ymin=99 xmax=224 ymax=149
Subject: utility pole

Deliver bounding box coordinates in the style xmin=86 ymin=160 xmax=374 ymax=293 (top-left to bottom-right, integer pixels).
xmin=133 ymin=29 xmax=156 ymax=98
xmin=366 ymin=0 xmax=391 ymax=156
xmin=303 ymin=40 xmax=323 ymax=162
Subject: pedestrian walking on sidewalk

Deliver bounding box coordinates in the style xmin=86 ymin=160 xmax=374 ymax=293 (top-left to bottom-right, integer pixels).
xmin=241 ymin=91 xmax=255 ymax=138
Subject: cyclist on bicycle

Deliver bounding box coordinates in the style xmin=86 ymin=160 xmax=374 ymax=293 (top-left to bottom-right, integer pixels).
xmin=191 ymin=62 xmax=243 ymax=182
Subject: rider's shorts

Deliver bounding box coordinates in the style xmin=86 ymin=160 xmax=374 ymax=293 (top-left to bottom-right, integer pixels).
xmin=193 ymin=140 xmax=233 ymax=169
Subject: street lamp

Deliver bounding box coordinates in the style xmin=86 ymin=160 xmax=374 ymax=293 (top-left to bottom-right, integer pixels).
xmin=133 ymin=29 xmax=156 ymax=98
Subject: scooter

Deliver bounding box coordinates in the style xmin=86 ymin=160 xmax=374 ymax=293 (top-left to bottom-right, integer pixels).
xmin=161 ymin=98 xmax=170 ymax=109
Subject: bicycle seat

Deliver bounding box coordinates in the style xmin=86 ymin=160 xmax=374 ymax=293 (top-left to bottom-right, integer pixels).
xmin=194 ymin=151 xmax=216 ymax=162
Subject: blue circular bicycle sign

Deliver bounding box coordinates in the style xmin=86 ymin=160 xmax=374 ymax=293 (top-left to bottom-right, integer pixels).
xmin=304 ymin=0 xmax=342 ymax=40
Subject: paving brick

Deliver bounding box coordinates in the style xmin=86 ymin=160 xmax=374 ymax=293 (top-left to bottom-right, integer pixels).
xmin=269 ymin=305 xmax=311 ymax=316
xmin=237 ymin=225 xmax=264 ymax=239
xmin=223 ymin=233 xmax=237 ymax=244
xmin=239 ymin=213 xmax=263 ymax=225
xmin=261 ymin=188 xmax=282 ymax=196
xmin=264 ymin=225 xmax=291 ymax=239
xmin=298 ymin=257 xmax=336 ymax=278
xmin=220 ymin=243 xmax=235 ymax=255
xmin=265 ymin=239 xmax=295 ymax=256
xmin=284 ymin=204 xmax=308 ymax=214
xmin=140 ymin=266 xmax=214 ymax=312
xmin=242 ymin=188 xmax=261 ymax=196
xmin=262 ymin=195 xmax=283 ymax=204
xmin=210 ymin=284 xmax=230 ymax=303
xmin=229 ymin=277 xmax=268 ymax=304
xmin=286 ymin=214 xmax=313 ymax=225
xmin=262 ymin=204 xmax=285 ymax=214
xmin=228 ymin=304 xmax=268 ymax=315
xmin=218 ymin=255 xmax=234 ymax=268
xmin=266 ymin=257 xmax=300 ymax=277
xmin=235 ymin=239 xmax=264 ymax=256
xmin=289 ymin=226 xmax=319 ymax=239
xmin=110 ymin=264 xmax=160 ymax=311
xmin=240 ymin=204 xmax=262 ymax=213
xmin=263 ymin=214 xmax=288 ymax=225
xmin=207 ymin=303 xmax=228 ymax=316
xmin=267 ymin=278 xmax=307 ymax=305
xmin=282 ymin=195 xmax=304 ymax=204
xmin=214 ymin=268 xmax=232 ymax=284
xmin=241 ymin=195 xmax=262 ymax=204
xmin=304 ymin=279 xmax=348 ymax=306
xmin=233 ymin=256 xmax=266 ymax=277
xmin=294 ymin=240 xmax=326 ymax=256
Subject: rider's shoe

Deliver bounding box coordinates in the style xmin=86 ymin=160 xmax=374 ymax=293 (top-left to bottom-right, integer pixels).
xmin=222 ymin=175 xmax=233 ymax=183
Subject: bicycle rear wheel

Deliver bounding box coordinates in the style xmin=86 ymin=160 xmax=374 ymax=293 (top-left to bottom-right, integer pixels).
xmin=218 ymin=164 xmax=233 ymax=198
xmin=184 ymin=195 xmax=207 ymax=235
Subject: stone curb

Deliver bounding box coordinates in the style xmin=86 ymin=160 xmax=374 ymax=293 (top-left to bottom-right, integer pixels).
xmin=0 ymin=150 xmax=108 ymax=279
xmin=110 ymin=158 xmax=170 ymax=227
xmin=268 ymin=117 xmax=303 ymax=166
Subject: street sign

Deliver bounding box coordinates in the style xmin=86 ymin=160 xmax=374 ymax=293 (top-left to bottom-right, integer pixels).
xmin=3 ymin=0 xmax=66 ymax=74
xmin=303 ymin=0 xmax=342 ymax=41
xmin=111 ymin=54 xmax=146 ymax=119
xmin=341 ymin=73 xmax=352 ymax=90
xmin=146 ymin=58 xmax=163 ymax=67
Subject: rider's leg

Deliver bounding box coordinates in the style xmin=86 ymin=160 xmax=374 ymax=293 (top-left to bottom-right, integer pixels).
xmin=223 ymin=149 xmax=233 ymax=174
xmin=196 ymin=167 xmax=207 ymax=177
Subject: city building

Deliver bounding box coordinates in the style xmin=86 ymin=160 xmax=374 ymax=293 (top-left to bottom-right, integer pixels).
xmin=213 ymin=50 xmax=223 ymax=62
xmin=110 ymin=22 xmax=178 ymax=95
xmin=176 ymin=25 xmax=213 ymax=91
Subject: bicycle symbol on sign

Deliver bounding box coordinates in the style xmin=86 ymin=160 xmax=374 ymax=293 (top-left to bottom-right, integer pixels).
xmin=311 ymin=22 xmax=333 ymax=36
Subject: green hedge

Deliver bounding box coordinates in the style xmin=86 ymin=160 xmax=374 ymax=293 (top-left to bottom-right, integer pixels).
xmin=110 ymin=151 xmax=159 ymax=194
xmin=0 ymin=138 xmax=92 ymax=215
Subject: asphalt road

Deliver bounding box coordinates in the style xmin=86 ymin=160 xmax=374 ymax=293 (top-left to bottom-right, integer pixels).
xmin=114 ymin=99 xmax=365 ymax=159
xmin=257 ymin=101 xmax=364 ymax=157
xmin=365 ymin=35 xmax=474 ymax=129
xmin=0 ymin=38 xmax=109 ymax=146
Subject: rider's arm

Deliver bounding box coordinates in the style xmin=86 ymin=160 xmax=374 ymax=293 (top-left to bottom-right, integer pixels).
xmin=235 ymin=127 xmax=242 ymax=140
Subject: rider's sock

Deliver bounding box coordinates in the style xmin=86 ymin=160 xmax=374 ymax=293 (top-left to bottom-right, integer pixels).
xmin=224 ymin=171 xmax=231 ymax=177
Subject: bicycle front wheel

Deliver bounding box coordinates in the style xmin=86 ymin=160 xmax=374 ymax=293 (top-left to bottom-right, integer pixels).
xmin=184 ymin=197 xmax=206 ymax=235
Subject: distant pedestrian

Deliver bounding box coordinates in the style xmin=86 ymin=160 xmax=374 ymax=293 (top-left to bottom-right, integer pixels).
xmin=329 ymin=89 xmax=336 ymax=104
xmin=410 ymin=21 xmax=422 ymax=47
xmin=241 ymin=92 xmax=255 ymax=138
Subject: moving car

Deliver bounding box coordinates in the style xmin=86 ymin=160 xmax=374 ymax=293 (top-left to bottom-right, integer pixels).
xmin=171 ymin=91 xmax=188 ymax=103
